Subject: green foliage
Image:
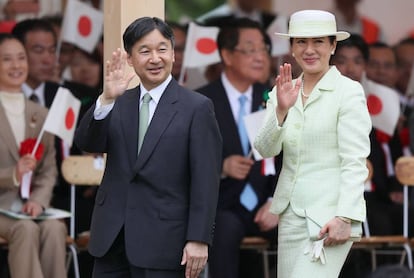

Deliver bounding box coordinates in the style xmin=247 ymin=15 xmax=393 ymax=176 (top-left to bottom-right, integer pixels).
xmin=166 ymin=0 xmax=225 ymax=22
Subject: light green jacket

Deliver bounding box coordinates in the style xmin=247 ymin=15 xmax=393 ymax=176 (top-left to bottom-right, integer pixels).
xmin=254 ymin=66 xmax=371 ymax=222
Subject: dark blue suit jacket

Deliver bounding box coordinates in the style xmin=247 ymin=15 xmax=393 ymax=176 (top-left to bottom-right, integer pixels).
xmin=197 ymin=79 xmax=279 ymax=212
xmin=75 ymin=79 xmax=222 ymax=269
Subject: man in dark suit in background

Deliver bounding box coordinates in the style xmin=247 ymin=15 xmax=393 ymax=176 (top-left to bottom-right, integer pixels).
xmin=75 ymin=17 xmax=222 ymax=278
xmin=197 ymin=18 xmax=280 ymax=278
xmin=11 ymin=18 xmax=61 ymax=107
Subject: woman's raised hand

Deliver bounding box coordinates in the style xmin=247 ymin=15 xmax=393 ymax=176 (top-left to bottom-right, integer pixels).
xmin=275 ymin=63 xmax=301 ymax=122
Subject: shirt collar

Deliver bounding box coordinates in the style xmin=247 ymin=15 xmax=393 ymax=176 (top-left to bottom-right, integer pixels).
xmin=21 ymin=82 xmax=45 ymax=98
xmin=221 ymin=72 xmax=253 ymax=103
xmin=139 ymin=75 xmax=172 ymax=104
xmin=21 ymin=82 xmax=45 ymax=106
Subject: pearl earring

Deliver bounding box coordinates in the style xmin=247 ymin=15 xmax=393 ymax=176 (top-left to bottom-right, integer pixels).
xmin=331 ymin=51 xmax=335 ymax=55
xmin=292 ymin=53 xmax=295 ymax=57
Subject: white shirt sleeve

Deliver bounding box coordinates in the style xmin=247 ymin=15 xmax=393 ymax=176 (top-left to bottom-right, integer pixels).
xmin=93 ymin=97 xmax=115 ymax=120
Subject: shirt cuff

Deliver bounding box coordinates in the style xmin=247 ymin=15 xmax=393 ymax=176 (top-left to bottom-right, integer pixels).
xmin=94 ymin=96 xmax=114 ymax=120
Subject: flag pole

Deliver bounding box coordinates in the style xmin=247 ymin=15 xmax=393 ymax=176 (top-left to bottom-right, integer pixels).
xmin=178 ymin=67 xmax=186 ymax=85
xmin=30 ymin=128 xmax=46 ymax=157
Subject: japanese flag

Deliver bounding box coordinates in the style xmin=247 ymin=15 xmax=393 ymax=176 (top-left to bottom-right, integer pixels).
xmin=266 ymin=15 xmax=290 ymax=57
xmin=43 ymin=87 xmax=81 ymax=146
xmin=61 ymin=0 xmax=103 ymax=53
xmin=362 ymin=76 xmax=400 ymax=136
xmin=182 ymin=22 xmax=221 ymax=68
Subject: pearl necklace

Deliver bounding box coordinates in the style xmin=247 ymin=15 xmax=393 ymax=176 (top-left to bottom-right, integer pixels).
xmin=301 ymin=77 xmax=310 ymax=98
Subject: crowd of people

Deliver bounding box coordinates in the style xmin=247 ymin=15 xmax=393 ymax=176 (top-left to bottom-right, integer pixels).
xmin=0 ymin=0 xmax=414 ymax=277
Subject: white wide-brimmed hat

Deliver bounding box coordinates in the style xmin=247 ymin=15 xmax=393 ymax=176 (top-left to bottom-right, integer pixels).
xmin=275 ymin=10 xmax=350 ymax=41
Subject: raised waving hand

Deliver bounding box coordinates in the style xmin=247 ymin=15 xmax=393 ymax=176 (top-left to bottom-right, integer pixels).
xmin=101 ymin=48 xmax=136 ymax=104
xmin=274 ymin=63 xmax=301 ymax=124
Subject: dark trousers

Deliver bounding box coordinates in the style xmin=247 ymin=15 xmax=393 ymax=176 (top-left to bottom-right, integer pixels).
xmin=92 ymin=229 xmax=185 ymax=278
xmin=209 ymin=208 xmax=277 ymax=278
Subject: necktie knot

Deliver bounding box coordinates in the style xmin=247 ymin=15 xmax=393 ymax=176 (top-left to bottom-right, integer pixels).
xmin=29 ymin=93 xmax=39 ymax=103
xmin=142 ymin=93 xmax=152 ymax=104
xmin=239 ymin=95 xmax=247 ymax=108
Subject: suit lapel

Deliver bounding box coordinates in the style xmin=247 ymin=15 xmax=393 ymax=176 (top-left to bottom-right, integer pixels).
xmin=252 ymin=84 xmax=267 ymax=112
xmin=212 ymin=81 xmax=243 ymax=155
xmin=120 ymin=87 xmax=140 ymax=168
xmin=134 ymin=80 xmax=178 ymax=171
xmin=302 ymin=67 xmax=337 ymax=109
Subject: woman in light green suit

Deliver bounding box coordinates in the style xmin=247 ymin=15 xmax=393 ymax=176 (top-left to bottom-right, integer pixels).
xmin=254 ymin=10 xmax=371 ymax=278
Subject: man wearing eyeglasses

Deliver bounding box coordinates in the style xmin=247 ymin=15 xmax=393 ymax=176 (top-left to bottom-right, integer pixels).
xmin=197 ymin=18 xmax=280 ymax=278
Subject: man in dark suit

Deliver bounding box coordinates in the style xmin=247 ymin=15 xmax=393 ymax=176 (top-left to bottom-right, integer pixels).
xmin=197 ymin=18 xmax=280 ymax=278
xmin=75 ymin=17 xmax=222 ymax=278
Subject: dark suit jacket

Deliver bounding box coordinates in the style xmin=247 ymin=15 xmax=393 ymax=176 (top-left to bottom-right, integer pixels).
xmin=197 ymin=79 xmax=279 ymax=212
xmin=75 ymin=79 xmax=222 ymax=269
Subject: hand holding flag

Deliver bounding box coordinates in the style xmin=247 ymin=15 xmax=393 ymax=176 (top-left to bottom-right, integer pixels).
xmin=21 ymin=87 xmax=81 ymax=199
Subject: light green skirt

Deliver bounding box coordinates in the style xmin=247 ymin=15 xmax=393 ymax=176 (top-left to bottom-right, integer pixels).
xmin=277 ymin=205 xmax=353 ymax=278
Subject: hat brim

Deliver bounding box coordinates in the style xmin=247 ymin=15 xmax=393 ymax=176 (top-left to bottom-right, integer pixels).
xmin=274 ymin=31 xmax=350 ymax=41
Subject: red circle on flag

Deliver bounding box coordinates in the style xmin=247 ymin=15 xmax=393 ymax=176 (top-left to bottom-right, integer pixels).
xmin=366 ymin=94 xmax=382 ymax=115
xmin=65 ymin=108 xmax=76 ymax=130
xmin=196 ymin=38 xmax=217 ymax=54
xmin=78 ymin=16 xmax=92 ymax=37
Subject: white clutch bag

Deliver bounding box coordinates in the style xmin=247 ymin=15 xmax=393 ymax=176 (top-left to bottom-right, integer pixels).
xmin=304 ymin=206 xmax=362 ymax=241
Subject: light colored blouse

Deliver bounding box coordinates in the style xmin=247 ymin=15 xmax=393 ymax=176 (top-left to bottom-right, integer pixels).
xmin=0 ymin=91 xmax=25 ymax=146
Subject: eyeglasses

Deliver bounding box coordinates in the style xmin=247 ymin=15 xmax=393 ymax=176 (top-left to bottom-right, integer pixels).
xmin=233 ymin=45 xmax=270 ymax=56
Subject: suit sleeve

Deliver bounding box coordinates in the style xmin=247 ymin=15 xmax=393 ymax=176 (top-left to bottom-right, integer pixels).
xmin=336 ymin=81 xmax=371 ymax=221
xmin=186 ymin=98 xmax=222 ymax=245
xmin=75 ymin=104 xmax=111 ymax=153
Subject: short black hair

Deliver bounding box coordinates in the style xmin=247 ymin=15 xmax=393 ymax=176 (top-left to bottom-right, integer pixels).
xmin=123 ymin=17 xmax=174 ymax=54
xmin=11 ymin=18 xmax=57 ymax=44
xmin=396 ymin=37 xmax=414 ymax=47
xmin=334 ymin=33 xmax=369 ymax=62
xmin=165 ymin=20 xmax=188 ymax=34
xmin=216 ymin=18 xmax=271 ymax=59
xmin=0 ymin=32 xmax=20 ymax=45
